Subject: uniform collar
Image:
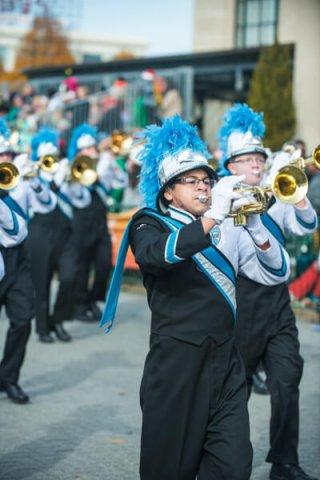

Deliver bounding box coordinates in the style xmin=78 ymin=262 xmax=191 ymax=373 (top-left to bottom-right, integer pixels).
xmin=167 ymin=205 xmax=196 ymax=224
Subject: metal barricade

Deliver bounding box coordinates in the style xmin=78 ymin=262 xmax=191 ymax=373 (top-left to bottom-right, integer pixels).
xmin=37 ymin=66 xmax=194 ymax=143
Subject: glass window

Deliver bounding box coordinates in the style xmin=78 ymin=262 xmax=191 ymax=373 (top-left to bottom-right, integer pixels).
xmin=261 ymin=25 xmax=275 ymax=44
xmin=245 ymin=26 xmax=260 ymax=46
xmin=237 ymin=28 xmax=244 ymax=47
xmin=247 ymin=0 xmax=260 ymax=24
xmin=235 ymin=0 xmax=278 ymax=48
xmin=237 ymin=1 xmax=245 ymax=26
xmin=83 ymin=54 xmax=102 ymax=63
xmin=262 ymin=0 xmax=277 ymax=22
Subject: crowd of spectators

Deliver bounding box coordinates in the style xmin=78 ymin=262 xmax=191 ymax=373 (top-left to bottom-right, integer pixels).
xmin=0 ymin=69 xmax=183 ymax=156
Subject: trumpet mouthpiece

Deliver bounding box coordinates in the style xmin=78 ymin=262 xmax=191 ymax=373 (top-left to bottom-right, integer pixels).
xmin=197 ymin=195 xmax=209 ymax=204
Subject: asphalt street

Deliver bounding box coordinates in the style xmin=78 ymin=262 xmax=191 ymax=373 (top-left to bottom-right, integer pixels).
xmin=0 ymin=291 xmax=319 ymax=480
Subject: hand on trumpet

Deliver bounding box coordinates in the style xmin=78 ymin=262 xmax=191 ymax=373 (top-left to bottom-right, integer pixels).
xmin=266 ymin=151 xmax=291 ymax=184
xmin=231 ymin=191 xmax=258 ymax=213
xmin=51 ymin=158 xmax=70 ymax=187
xmin=13 ymin=153 xmax=35 ymax=177
xmin=266 ymin=151 xmax=308 ymax=208
xmin=204 ymin=175 xmax=245 ymax=223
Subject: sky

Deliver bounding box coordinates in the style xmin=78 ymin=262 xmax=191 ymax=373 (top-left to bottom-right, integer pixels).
xmin=81 ymin=0 xmax=194 ymax=57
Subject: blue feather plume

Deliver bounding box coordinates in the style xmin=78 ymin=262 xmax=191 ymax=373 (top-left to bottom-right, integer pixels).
xmin=0 ymin=118 xmax=11 ymax=140
xmin=31 ymin=128 xmax=59 ymax=161
xmin=217 ymin=103 xmax=265 ymax=176
xmin=138 ymin=115 xmax=211 ymax=209
xmin=67 ymin=123 xmax=97 ymax=161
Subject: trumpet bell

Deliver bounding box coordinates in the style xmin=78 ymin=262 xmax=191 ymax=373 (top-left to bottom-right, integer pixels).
xmin=272 ymin=165 xmax=308 ymax=204
xmin=39 ymin=154 xmax=60 ymax=174
xmin=0 ymin=162 xmax=19 ymax=190
xmin=71 ymin=155 xmax=98 ymax=187
xmin=312 ymin=145 xmax=320 ymax=169
xmin=110 ymin=131 xmax=133 ymax=156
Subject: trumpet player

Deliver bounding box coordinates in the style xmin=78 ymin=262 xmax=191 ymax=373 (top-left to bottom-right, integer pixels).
xmin=68 ymin=124 xmax=127 ymax=323
xmin=0 ymin=120 xmax=55 ymax=404
xmin=218 ymin=103 xmax=318 ymax=480
xmin=26 ymin=128 xmax=83 ymax=343
xmin=100 ymin=116 xmax=291 ymax=480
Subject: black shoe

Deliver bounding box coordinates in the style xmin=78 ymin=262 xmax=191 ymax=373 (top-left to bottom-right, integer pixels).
xmin=90 ymin=302 xmax=102 ymax=321
xmin=270 ymin=463 xmax=319 ymax=480
xmin=52 ymin=324 xmax=72 ymax=342
xmin=38 ymin=332 xmax=55 ymax=343
xmin=252 ymin=371 xmax=269 ymax=395
xmin=0 ymin=382 xmax=30 ymax=404
xmin=74 ymin=309 xmax=96 ymax=323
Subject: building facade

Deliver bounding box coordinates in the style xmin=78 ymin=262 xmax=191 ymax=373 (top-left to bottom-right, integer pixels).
xmin=193 ymin=0 xmax=320 ymax=153
xmin=0 ymin=25 xmax=147 ymax=72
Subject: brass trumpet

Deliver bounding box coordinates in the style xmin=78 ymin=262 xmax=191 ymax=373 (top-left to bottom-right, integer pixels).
xmin=0 ymin=162 xmax=20 ymax=190
xmin=39 ymin=154 xmax=60 ymax=174
xmin=70 ymin=155 xmax=98 ymax=187
xmin=110 ymin=131 xmax=133 ymax=156
xmin=24 ymin=154 xmax=60 ymax=178
xmin=270 ymin=144 xmax=320 ymax=204
xmin=229 ymin=186 xmax=269 ymax=226
xmin=230 ymin=144 xmax=320 ymax=225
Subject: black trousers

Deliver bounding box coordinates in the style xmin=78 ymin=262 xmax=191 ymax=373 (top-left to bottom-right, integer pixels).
xmin=235 ymin=277 xmax=304 ymax=465
xmin=27 ymin=210 xmax=77 ymax=334
xmin=139 ymin=334 xmax=252 ymax=480
xmin=0 ymin=242 xmax=34 ymax=384
xmin=73 ymin=232 xmax=112 ymax=312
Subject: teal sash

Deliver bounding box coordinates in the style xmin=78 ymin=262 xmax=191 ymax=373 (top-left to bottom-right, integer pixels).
xmin=99 ymin=208 xmax=236 ymax=333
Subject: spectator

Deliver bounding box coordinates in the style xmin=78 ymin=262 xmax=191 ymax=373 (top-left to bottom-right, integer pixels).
xmin=158 ymin=78 xmax=182 ymax=120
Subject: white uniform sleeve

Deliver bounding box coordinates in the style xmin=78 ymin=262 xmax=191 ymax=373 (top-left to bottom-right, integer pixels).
xmin=238 ymin=227 xmax=290 ymax=285
xmin=97 ymin=153 xmax=128 ymax=191
xmin=63 ymin=182 xmax=92 ymax=208
xmin=269 ymin=199 xmax=318 ymax=236
xmin=26 ymin=178 xmax=57 ymax=214
xmin=0 ymin=198 xmax=28 ymax=247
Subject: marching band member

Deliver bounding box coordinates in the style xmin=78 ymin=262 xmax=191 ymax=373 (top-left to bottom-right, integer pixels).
xmin=68 ymin=124 xmax=127 ymax=323
xmin=0 ymin=120 xmax=54 ymax=404
xmin=219 ymin=103 xmax=318 ymax=480
xmin=99 ymin=116 xmax=290 ymax=480
xmin=26 ymin=128 xmax=78 ymax=343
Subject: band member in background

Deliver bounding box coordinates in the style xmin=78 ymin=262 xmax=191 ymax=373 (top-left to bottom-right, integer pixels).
xmin=0 ymin=120 xmax=53 ymax=403
xmin=218 ymin=103 xmax=318 ymax=480
xmin=68 ymin=124 xmax=127 ymax=323
xmin=99 ymin=115 xmax=290 ymax=480
xmin=25 ymin=128 xmax=78 ymax=343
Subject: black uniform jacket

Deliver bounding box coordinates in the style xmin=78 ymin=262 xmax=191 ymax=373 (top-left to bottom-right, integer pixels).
xmin=129 ymin=210 xmax=235 ymax=346
xmin=73 ymin=191 xmax=108 ymax=246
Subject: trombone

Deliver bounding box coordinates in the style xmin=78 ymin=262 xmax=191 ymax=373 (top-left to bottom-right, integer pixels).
xmin=69 ymin=155 xmax=98 ymax=187
xmin=0 ymin=162 xmax=20 ymax=190
xmin=230 ymin=144 xmax=320 ymax=226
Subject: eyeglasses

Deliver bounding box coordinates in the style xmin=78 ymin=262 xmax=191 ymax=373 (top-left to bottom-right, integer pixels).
xmin=230 ymin=157 xmax=266 ymax=165
xmin=174 ymin=176 xmax=215 ymax=188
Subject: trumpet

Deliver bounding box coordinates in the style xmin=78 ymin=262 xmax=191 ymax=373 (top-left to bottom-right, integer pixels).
xmin=39 ymin=154 xmax=60 ymax=174
xmin=230 ymin=144 xmax=320 ymax=226
xmin=270 ymin=144 xmax=320 ymax=204
xmin=24 ymin=154 xmax=60 ymax=179
xmin=110 ymin=131 xmax=133 ymax=156
xmin=229 ymin=186 xmax=269 ymax=226
xmin=0 ymin=162 xmax=20 ymax=190
xmin=70 ymin=155 xmax=98 ymax=187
